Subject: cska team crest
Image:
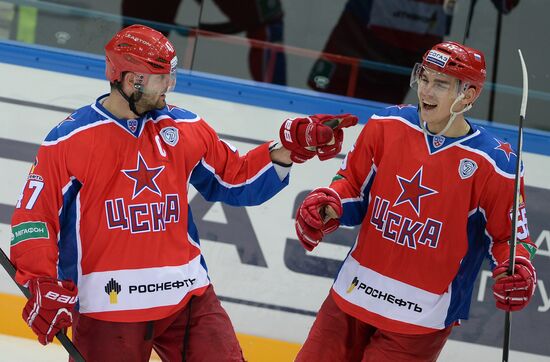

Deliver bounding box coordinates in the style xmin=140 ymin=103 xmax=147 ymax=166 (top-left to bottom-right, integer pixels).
xmin=160 ymin=126 xmax=179 ymax=146
xmin=459 ymin=159 xmax=477 ymax=179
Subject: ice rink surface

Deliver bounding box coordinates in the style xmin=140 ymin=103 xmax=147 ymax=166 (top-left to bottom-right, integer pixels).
xmin=1 ymin=334 xmax=548 ymax=362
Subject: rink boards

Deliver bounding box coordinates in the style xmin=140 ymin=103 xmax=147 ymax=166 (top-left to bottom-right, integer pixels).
xmin=0 ymin=42 xmax=549 ymax=360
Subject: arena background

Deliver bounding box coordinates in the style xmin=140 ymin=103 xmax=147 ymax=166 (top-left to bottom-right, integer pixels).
xmin=0 ymin=1 xmax=549 ymax=361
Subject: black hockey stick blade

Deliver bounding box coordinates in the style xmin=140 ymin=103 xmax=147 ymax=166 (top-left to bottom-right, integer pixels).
xmin=502 ymin=48 xmax=529 ymax=362
xmin=0 ymin=248 xmax=85 ymax=362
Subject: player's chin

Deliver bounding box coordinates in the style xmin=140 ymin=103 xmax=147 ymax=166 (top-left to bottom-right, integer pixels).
xmin=156 ymin=98 xmax=167 ymax=109
xmin=420 ymin=105 xmax=441 ymax=120
xmin=419 ymin=107 xmax=431 ymax=121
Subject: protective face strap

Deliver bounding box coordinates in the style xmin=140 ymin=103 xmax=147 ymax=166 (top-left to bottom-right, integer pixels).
xmin=420 ymin=91 xmax=473 ymax=137
xmin=115 ymin=82 xmax=145 ymax=117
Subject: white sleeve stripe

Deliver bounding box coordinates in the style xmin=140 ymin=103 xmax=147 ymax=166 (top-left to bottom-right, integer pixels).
xmin=272 ymin=163 xmax=291 ymax=181
xmin=457 ymin=144 xmax=516 ymax=179
xmin=370 ymin=114 xmax=421 ymax=131
xmin=152 ymin=114 xmax=201 ymax=123
xmin=341 ymin=163 xmax=377 ymax=204
xmin=199 ymin=159 xmax=274 ymax=188
xmin=476 ymin=207 xmax=498 ymax=266
xmin=42 ymin=119 xmax=114 ymax=146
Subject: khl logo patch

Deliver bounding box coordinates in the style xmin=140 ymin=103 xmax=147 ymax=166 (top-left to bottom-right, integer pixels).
xmin=127 ymin=119 xmax=138 ymax=133
xmin=459 ymin=159 xmax=477 ymax=179
xmin=160 ymin=127 xmax=179 ymax=146
xmin=433 ymin=135 xmax=445 ymax=148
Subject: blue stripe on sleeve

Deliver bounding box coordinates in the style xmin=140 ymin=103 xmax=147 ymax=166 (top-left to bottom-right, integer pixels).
xmin=187 ymin=207 xmax=209 ymax=277
xmin=445 ymin=210 xmax=490 ymax=326
xmin=189 ymin=161 xmax=289 ymax=206
xmin=57 ymin=178 xmax=82 ymax=284
xmin=340 ymin=170 xmax=376 ymax=226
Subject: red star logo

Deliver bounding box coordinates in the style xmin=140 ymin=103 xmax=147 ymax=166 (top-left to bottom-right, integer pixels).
xmin=122 ymin=153 xmax=165 ymax=199
xmin=494 ymin=139 xmax=516 ymax=161
xmin=394 ymin=167 xmax=438 ymax=216
xmin=57 ymin=112 xmax=76 ymax=128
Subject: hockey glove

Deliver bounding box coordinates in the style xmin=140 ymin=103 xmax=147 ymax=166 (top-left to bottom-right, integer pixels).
xmin=23 ymin=277 xmax=78 ymax=345
xmin=295 ymin=188 xmax=343 ymax=251
xmin=279 ymin=114 xmax=357 ymax=163
xmin=492 ymin=256 xmax=536 ymax=312
xmin=315 ymin=114 xmax=358 ymax=161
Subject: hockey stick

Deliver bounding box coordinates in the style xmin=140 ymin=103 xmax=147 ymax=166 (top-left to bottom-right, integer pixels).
xmin=0 ymin=248 xmax=85 ymax=362
xmin=501 ymin=49 xmax=529 ymax=362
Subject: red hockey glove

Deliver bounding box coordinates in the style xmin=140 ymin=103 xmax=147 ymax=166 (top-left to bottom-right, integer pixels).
xmin=279 ymin=114 xmax=358 ymax=163
xmin=315 ymin=114 xmax=358 ymax=161
xmin=492 ymin=256 xmax=536 ymax=312
xmin=279 ymin=116 xmax=333 ymax=163
xmin=295 ymin=188 xmax=343 ymax=251
xmin=23 ymin=277 xmax=78 ymax=345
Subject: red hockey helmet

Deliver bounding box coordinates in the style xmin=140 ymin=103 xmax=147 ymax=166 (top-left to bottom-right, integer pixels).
xmin=105 ymin=24 xmax=177 ymax=83
xmin=421 ymin=41 xmax=486 ymax=99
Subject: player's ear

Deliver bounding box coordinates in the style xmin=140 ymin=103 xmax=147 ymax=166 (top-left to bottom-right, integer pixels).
xmin=462 ymin=86 xmax=477 ymax=105
xmin=122 ymin=72 xmax=136 ymax=90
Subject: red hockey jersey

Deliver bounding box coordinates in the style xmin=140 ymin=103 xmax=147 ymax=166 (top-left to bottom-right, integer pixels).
xmin=10 ymin=94 xmax=288 ymax=322
xmin=329 ymin=105 xmax=535 ymax=334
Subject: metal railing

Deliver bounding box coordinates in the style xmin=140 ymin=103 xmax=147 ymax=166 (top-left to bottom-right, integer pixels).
xmin=3 ymin=0 xmax=550 ymax=103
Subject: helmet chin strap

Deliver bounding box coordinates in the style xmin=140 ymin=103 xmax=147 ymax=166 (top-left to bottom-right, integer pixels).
xmin=115 ymin=82 xmax=146 ymax=118
xmin=420 ymin=92 xmax=473 ymax=136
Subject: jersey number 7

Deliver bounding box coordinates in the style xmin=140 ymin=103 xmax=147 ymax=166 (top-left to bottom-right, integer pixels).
xmin=16 ymin=180 xmax=44 ymax=210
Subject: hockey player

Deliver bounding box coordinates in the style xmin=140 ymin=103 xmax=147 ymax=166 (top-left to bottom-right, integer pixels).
xmin=9 ymin=25 xmax=357 ymax=361
xmin=308 ymin=0 xmax=520 ymax=104
xmin=295 ymin=41 xmax=537 ymax=361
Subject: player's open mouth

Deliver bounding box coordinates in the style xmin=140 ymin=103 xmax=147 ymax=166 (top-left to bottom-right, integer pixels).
xmin=422 ymin=101 xmax=437 ymax=110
